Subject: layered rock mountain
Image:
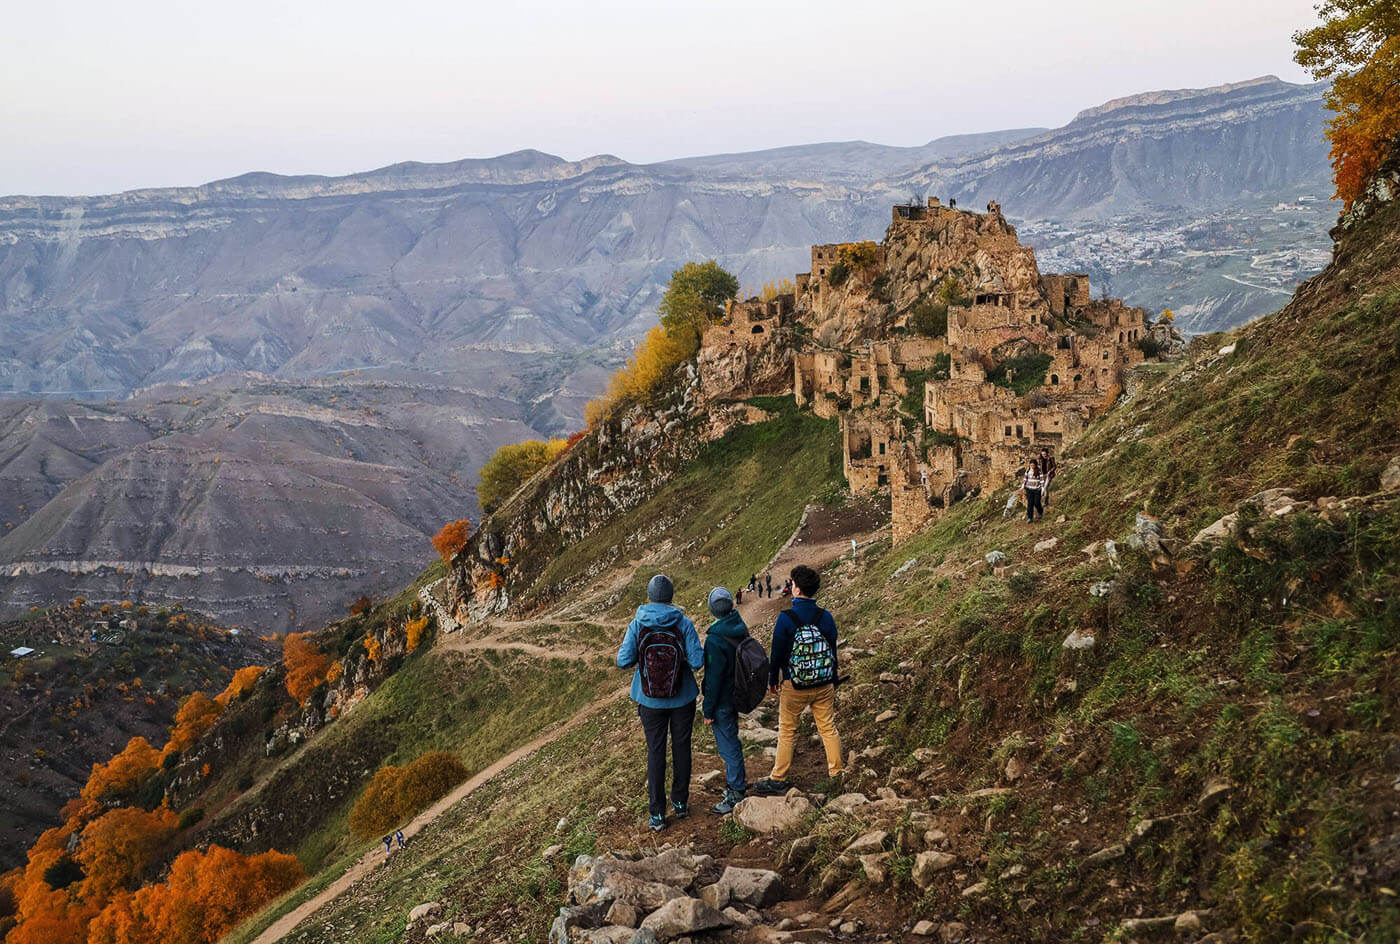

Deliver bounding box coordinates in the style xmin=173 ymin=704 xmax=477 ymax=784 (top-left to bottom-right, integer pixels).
xmin=0 ymin=74 xmax=1338 ymax=628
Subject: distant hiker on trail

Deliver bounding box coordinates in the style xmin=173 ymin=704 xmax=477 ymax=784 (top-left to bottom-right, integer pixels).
xmin=753 ymin=565 xmax=845 ymax=795
xmin=782 ymin=579 xmax=792 ymax=598
xmin=382 ymin=835 xmax=392 ymax=857
xmin=1023 ymin=457 xmax=1045 ymax=523
xmin=395 ymin=830 xmax=406 ymax=850
xmin=765 ymin=573 xmax=773 ymax=598
xmin=702 ymin=587 xmax=768 ymax=814
xmin=748 ymin=574 xmax=758 ymax=592
xmin=617 ymin=573 xmax=703 ymax=832
xmin=736 ymin=587 xmax=744 ymax=604
xmin=1038 ymin=447 xmax=1058 ymax=507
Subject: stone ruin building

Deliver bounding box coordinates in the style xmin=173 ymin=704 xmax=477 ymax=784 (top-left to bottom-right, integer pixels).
xmin=697 ymin=196 xmax=1152 ymax=543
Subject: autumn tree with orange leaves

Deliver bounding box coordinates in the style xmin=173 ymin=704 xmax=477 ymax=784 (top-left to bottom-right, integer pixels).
xmin=81 ymin=737 xmax=160 ymax=804
xmin=86 ymin=845 xmax=302 ymax=944
xmin=431 ymin=518 xmax=472 ymax=563
xmin=163 ymin=693 xmax=221 ymax=757
xmin=1295 ymin=0 xmax=1400 ymax=207
xmin=213 ymin=665 xmax=263 ymax=707
xmin=282 ymin=633 xmax=331 ymax=707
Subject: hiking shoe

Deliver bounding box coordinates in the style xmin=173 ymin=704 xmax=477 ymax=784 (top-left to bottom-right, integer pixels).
xmin=648 ymin=814 xmax=667 ymax=832
xmin=751 ymin=777 xmax=791 ymax=796
xmin=671 ymin=801 xmax=690 ymax=820
xmin=711 ymin=791 xmax=744 ymax=815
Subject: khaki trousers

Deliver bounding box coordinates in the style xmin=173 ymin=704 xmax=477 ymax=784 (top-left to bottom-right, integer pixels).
xmin=770 ymin=681 xmax=844 ymax=780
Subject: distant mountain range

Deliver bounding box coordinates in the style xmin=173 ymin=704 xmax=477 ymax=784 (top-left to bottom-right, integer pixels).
xmin=0 ymin=75 xmax=1337 ymax=629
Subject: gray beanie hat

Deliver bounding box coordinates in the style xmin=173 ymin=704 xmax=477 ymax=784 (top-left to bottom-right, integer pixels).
xmin=707 ymin=587 xmax=734 ymax=617
xmin=647 ymin=573 xmax=674 ymax=603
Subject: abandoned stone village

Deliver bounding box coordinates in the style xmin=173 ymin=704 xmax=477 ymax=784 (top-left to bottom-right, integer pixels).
xmin=697 ymin=197 xmax=1179 ymax=544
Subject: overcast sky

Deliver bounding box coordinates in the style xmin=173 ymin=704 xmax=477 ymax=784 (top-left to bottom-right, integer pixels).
xmin=1 ymin=0 xmax=1321 ymax=197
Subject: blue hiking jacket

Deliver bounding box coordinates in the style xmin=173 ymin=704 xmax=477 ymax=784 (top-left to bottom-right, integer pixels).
xmin=617 ymin=603 xmax=703 ymax=709
xmin=768 ymin=596 xmax=838 ymax=687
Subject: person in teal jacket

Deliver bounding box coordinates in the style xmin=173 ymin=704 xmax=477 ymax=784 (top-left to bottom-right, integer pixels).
xmin=701 ymin=587 xmax=749 ymax=814
xmin=617 ymin=574 xmax=703 ymax=831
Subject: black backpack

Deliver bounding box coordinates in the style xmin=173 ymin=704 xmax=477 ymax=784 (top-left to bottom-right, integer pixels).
xmin=638 ymin=622 xmax=686 ymax=699
xmin=724 ymin=634 xmax=770 ymax=714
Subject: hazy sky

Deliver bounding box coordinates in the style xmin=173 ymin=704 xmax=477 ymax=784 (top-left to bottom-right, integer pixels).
xmin=2 ymin=0 xmax=1321 ymax=196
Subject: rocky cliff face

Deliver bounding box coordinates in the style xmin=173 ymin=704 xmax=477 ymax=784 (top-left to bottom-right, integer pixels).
xmin=447 ymin=367 xmax=709 ymax=620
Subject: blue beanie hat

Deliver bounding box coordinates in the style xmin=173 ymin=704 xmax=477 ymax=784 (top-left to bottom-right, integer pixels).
xmin=707 ymin=587 xmax=733 ymax=617
xmin=647 ymin=574 xmax=674 ymax=603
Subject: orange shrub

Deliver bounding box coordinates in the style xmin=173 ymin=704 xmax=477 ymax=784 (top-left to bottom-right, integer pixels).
xmin=86 ymin=845 xmax=302 ymax=944
xmin=282 ymin=633 xmax=330 ymax=707
xmin=347 ymin=751 xmax=467 ymax=839
xmin=164 ymin=693 xmax=220 ymax=756
xmin=431 ymin=519 xmax=472 ymax=563
xmin=213 ymin=665 xmax=263 ymax=707
xmin=82 ymin=737 xmax=159 ymax=803
xmin=76 ymin=807 xmax=178 ymax=904
xmin=404 ymin=616 xmax=430 ymax=653
xmin=325 ymin=660 xmax=344 ymax=685
xmin=363 ymin=634 xmax=382 ymax=666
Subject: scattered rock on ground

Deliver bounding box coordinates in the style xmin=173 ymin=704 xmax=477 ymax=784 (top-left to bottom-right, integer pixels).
xmin=913 ymin=850 xmax=956 ymax=888
xmin=1062 ymin=628 xmax=1096 ymax=649
xmin=844 ymin=830 xmax=888 ymax=855
xmin=409 ymin=902 xmax=443 ymax=924
xmin=734 ymin=795 xmax=813 ymax=834
xmin=638 ymin=897 xmax=730 ymax=940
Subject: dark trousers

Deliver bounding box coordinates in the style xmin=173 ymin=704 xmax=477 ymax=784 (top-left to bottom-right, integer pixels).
xmin=637 ymin=701 xmax=695 ymax=815
xmin=1026 ymin=487 xmax=1043 ymax=522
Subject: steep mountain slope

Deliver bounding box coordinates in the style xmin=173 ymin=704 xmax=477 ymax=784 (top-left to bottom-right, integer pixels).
xmin=910 ymin=76 xmax=1332 ymax=217
xmin=0 ymin=78 xmax=1329 ymax=401
xmin=0 ymin=368 xmax=582 ymax=631
xmin=0 ymin=603 xmax=275 ymax=871
xmin=206 ymin=164 xmax=1396 ymax=943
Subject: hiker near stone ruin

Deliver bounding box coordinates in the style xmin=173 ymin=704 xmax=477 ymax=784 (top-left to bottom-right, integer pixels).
xmin=1022 ymin=457 xmax=1045 ymax=523
xmin=382 ymin=835 xmax=392 ymax=857
xmin=753 ymin=565 xmax=845 ymax=795
xmin=765 ymin=573 xmax=773 ymax=597
xmin=702 ymin=587 xmax=767 ymax=815
xmin=1038 ymin=447 xmax=1058 ymax=507
xmin=395 ymin=829 xmax=406 ymax=850
xmin=616 ymin=573 xmax=704 ymax=832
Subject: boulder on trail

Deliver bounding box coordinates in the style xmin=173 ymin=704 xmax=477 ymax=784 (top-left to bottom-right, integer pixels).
xmin=550 ymin=902 xmax=610 ymax=944
xmin=638 ymin=897 xmax=730 ymax=939
xmin=569 ymin=849 xmax=712 ymax=908
xmin=913 ymin=850 xmax=956 ymax=888
xmin=824 ymin=793 xmax=870 ymax=815
xmin=733 ymin=795 xmax=812 ymax=834
xmin=702 ymin=866 xmax=786 ymax=909
xmin=843 ymin=830 xmax=888 ymax=855
xmin=409 ymin=901 xmax=443 ymax=924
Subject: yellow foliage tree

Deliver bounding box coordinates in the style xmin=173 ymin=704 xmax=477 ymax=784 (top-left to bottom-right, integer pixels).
xmin=347 ymin=751 xmax=468 ymax=839
xmin=476 ymin=440 xmax=567 ymax=513
xmin=1294 ymin=1 xmax=1400 ymax=207
xmin=404 ymin=617 xmax=430 ymax=652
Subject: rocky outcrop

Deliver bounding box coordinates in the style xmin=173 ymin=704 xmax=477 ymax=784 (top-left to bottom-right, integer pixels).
xmin=446 ymin=367 xmax=707 ymax=618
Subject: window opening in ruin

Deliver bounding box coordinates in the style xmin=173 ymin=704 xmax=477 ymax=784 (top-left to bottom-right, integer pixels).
xmin=1016 ymin=425 xmax=1024 ymax=438
xmin=1050 ymin=374 xmax=1059 ymax=385
xmin=1004 ymin=426 xmax=1012 ymax=437
xmin=751 ymin=324 xmax=765 ymax=334
xmin=1073 ymin=373 xmax=1082 ymax=382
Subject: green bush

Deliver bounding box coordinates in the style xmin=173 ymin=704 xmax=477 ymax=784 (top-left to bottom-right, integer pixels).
xmin=908 ymin=298 xmax=949 ymax=337
xmin=827 ymin=261 xmax=849 ymax=287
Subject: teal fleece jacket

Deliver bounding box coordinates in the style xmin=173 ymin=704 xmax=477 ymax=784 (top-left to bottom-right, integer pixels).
xmin=701 ymin=610 xmax=749 ymax=719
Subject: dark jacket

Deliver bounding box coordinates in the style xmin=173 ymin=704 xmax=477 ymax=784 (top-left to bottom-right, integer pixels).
xmin=769 ymin=596 xmax=838 ymax=688
xmin=701 ymin=610 xmax=749 ymax=719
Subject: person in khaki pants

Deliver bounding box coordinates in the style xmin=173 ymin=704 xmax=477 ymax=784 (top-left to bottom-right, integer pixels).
xmin=752 ymin=565 xmax=844 ymax=794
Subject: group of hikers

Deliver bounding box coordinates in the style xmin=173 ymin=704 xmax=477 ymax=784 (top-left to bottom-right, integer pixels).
xmin=1014 ymin=446 xmax=1058 ymax=523
xmin=381 ymin=829 xmax=407 ymax=857
xmin=617 ymin=565 xmax=844 ymax=831
xmin=741 ymin=572 xmax=788 ymax=600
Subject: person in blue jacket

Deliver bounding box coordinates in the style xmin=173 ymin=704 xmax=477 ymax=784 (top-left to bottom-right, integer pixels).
xmin=617 ymin=574 xmax=704 ymax=831
xmin=701 ymin=586 xmax=749 ymax=815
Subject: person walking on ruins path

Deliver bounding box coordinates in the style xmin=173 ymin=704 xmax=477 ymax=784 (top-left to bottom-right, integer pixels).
xmin=394 ymin=830 xmax=407 ymax=850
xmin=1038 ymin=447 xmax=1058 ymax=507
xmin=617 ymin=573 xmax=703 ymax=831
xmin=1023 ymin=456 xmax=1046 ymax=523
xmin=748 ymin=574 xmax=758 ymax=592
xmin=765 ymin=573 xmax=773 ymax=598
xmin=753 ymin=565 xmax=845 ymax=795
xmin=382 ymin=835 xmax=393 ymax=858
xmin=701 ymin=587 xmax=761 ymax=815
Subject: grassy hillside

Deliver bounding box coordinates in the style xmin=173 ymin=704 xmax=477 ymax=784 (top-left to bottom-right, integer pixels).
xmin=221 ymin=195 xmax=1400 ymax=944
